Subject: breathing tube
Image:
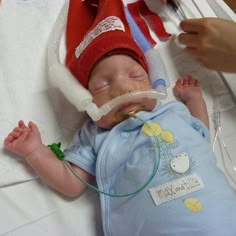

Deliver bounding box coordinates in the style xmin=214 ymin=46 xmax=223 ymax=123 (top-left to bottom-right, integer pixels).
xmin=125 ymin=6 xmax=170 ymax=97
xmin=47 ymin=1 xmax=169 ymax=122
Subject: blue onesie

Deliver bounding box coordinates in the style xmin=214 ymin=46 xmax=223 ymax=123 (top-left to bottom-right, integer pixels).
xmin=64 ymin=101 xmax=236 ymax=236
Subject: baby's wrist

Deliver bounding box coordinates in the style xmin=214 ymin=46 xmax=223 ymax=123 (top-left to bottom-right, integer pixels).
xmin=185 ymin=95 xmax=204 ymax=105
xmin=25 ymin=144 xmax=46 ymax=160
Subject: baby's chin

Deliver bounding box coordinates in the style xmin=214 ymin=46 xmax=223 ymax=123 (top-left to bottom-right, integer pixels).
xmin=95 ymin=100 xmax=156 ymax=129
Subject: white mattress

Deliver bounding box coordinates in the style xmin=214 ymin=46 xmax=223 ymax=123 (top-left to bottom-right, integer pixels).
xmin=0 ymin=0 xmax=235 ymax=235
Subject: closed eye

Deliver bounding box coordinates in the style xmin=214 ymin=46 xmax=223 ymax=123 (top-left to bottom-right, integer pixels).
xmin=130 ymin=72 xmax=146 ymax=81
xmin=89 ymin=78 xmax=110 ymax=93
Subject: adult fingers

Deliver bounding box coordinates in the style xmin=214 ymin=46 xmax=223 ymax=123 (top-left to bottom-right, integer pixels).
xmin=178 ymin=33 xmax=200 ymax=47
xmin=179 ymin=19 xmax=205 ymax=33
xmin=185 ymin=47 xmax=202 ymax=57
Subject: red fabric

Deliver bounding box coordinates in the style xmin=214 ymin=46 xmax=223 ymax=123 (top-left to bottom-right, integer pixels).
xmin=127 ymin=1 xmax=156 ymax=45
xmin=66 ymin=0 xmax=96 ymax=66
xmin=127 ymin=0 xmax=171 ymax=45
xmin=138 ymin=0 xmax=171 ymax=40
xmin=66 ymin=0 xmax=147 ymax=88
xmin=83 ymin=0 xmax=99 ymax=7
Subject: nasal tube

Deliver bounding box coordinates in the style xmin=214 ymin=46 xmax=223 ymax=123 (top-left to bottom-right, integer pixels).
xmin=47 ymin=1 xmax=165 ymax=121
xmin=125 ymin=7 xmax=170 ymax=99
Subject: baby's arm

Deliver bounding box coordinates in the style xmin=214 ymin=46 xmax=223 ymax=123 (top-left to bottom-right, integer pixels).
xmin=4 ymin=120 xmax=94 ymax=197
xmin=173 ymin=76 xmax=209 ymax=128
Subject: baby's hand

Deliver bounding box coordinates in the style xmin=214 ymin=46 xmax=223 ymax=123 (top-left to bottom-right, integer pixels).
xmin=4 ymin=120 xmax=43 ymax=157
xmin=173 ymin=76 xmax=203 ymax=103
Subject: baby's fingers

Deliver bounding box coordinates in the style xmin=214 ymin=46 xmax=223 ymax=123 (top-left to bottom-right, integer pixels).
xmin=11 ymin=131 xmax=22 ymax=139
xmin=10 ymin=124 xmax=29 ymax=139
xmin=28 ymin=121 xmax=40 ymax=135
xmin=4 ymin=131 xmax=22 ymax=145
xmin=4 ymin=124 xmax=29 ymax=144
xmin=4 ymin=133 xmax=20 ymax=148
xmin=4 ymin=134 xmax=14 ymax=144
xmin=4 ymin=129 xmax=21 ymax=142
xmin=18 ymin=120 xmax=27 ymax=128
xmin=175 ymin=78 xmax=184 ymax=87
xmin=13 ymin=127 xmax=25 ymax=134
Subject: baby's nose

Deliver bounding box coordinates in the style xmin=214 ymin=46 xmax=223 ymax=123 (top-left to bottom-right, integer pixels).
xmin=110 ymin=81 xmax=134 ymax=98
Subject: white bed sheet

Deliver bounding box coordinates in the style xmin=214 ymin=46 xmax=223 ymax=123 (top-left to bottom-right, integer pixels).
xmin=0 ymin=0 xmax=236 ymax=235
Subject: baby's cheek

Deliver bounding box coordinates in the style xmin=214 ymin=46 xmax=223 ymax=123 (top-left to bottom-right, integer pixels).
xmin=95 ymin=114 xmax=116 ymax=130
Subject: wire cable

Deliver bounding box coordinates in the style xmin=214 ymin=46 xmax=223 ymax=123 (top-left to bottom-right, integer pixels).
xmin=49 ymin=112 xmax=161 ymax=198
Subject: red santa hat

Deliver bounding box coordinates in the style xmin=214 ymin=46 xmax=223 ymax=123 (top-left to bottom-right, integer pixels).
xmin=65 ymin=0 xmax=148 ymax=88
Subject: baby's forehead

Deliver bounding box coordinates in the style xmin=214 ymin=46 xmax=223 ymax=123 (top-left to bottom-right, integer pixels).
xmin=90 ymin=54 xmax=147 ymax=77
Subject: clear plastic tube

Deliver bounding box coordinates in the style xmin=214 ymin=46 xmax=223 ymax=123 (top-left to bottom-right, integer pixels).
xmin=97 ymin=90 xmax=162 ymax=117
xmin=47 ymin=1 xmax=100 ymax=119
xmin=125 ymin=7 xmax=170 ymax=90
xmin=144 ymin=49 xmax=168 ymax=99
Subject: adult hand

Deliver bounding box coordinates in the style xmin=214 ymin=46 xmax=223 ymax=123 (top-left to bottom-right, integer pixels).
xmin=178 ymin=18 xmax=236 ymax=73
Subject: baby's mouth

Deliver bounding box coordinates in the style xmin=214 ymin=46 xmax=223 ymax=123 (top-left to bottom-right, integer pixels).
xmin=112 ymin=104 xmax=146 ymax=122
xmin=121 ymin=103 xmax=138 ymax=113
xmin=121 ymin=103 xmax=147 ymax=113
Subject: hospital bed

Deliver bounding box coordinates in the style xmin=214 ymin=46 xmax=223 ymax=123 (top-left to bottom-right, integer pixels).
xmin=0 ymin=0 xmax=235 ymax=235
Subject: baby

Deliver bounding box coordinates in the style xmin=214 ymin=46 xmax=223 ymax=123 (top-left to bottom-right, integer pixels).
xmin=4 ymin=0 xmax=236 ymax=235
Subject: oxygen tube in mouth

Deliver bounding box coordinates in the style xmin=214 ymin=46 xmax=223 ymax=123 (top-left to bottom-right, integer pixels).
xmin=47 ymin=1 xmax=169 ymax=121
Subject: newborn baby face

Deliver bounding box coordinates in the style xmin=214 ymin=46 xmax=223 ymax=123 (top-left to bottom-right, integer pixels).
xmin=88 ymin=54 xmax=156 ymax=129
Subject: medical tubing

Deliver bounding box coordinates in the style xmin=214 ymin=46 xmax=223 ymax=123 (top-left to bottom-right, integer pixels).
xmin=144 ymin=49 xmax=168 ymax=99
xmin=47 ymin=0 xmax=68 ymax=67
xmin=98 ymin=90 xmax=162 ymax=116
xmin=125 ymin=7 xmax=170 ymax=90
xmin=47 ymin=1 xmax=103 ymax=120
xmin=212 ymin=105 xmax=236 ymax=189
xmin=49 ymin=63 xmax=102 ymax=118
xmin=217 ymin=126 xmax=236 ymax=188
xmin=125 ymin=7 xmax=151 ymax=52
xmin=62 ymin=115 xmax=161 ymax=198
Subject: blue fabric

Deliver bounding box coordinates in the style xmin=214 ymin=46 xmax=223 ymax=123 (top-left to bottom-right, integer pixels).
xmin=124 ymin=7 xmax=152 ymax=52
xmin=65 ymin=101 xmax=236 ymax=236
xmin=125 ymin=7 xmax=170 ymax=89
